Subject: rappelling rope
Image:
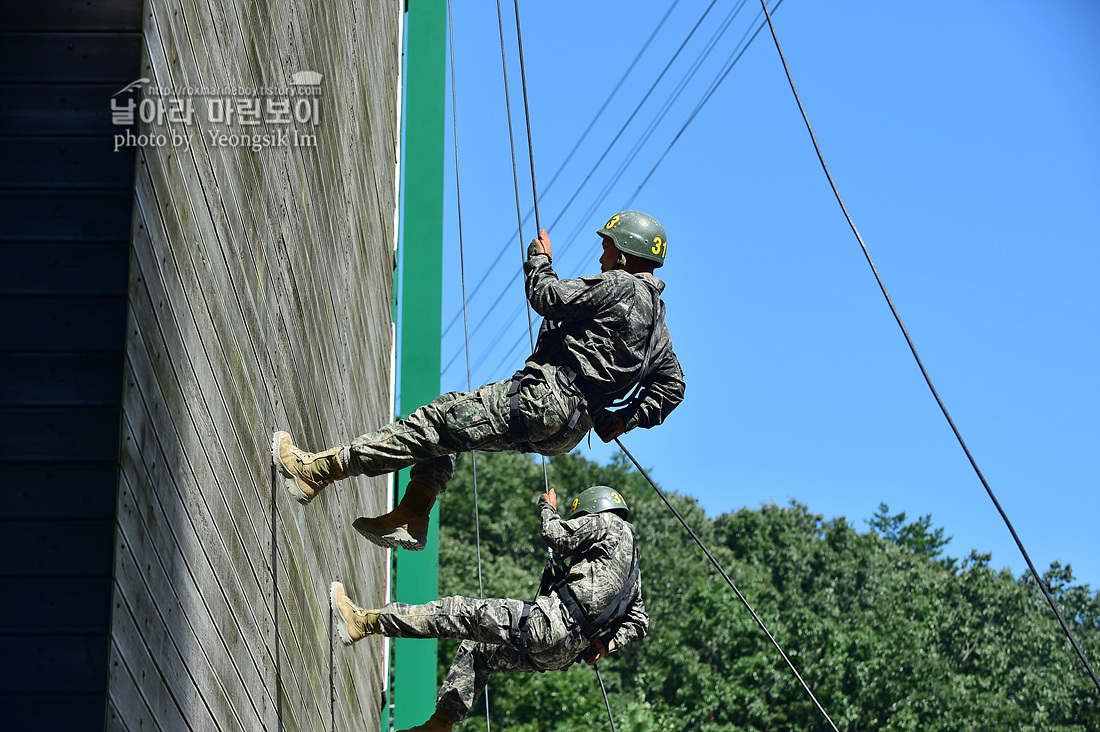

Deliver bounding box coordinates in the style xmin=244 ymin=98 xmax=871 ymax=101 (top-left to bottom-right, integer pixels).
xmin=494 ymin=0 xmax=536 ymax=356
xmin=756 ymin=0 xmax=1100 ymax=694
xmin=594 ymin=665 xmax=618 ymax=732
xmin=512 ymin=0 xmax=541 ymax=233
xmin=446 ymin=2 xmax=492 ymax=728
xmin=437 ymin=0 xmax=681 ymax=357
xmin=443 ymin=0 xmax=780 ymax=383
xmin=501 ymin=2 xmax=838 ymax=727
xmin=503 ymin=1 xmax=616 ymax=728
xmin=495 ymin=0 xmax=552 ymax=497
xmin=614 ymin=439 xmax=841 ymax=732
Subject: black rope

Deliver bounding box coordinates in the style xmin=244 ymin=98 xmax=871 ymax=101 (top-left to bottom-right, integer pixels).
xmin=613 ymin=438 xmax=841 ymax=731
xmin=440 ymin=0 xmax=721 ymax=369
xmin=625 ymin=0 xmax=783 ymax=208
xmin=445 ymin=2 xmax=491 ymax=727
xmin=512 ymin=0 xmax=540 ymax=233
xmin=445 ymin=0 xmax=481 ymax=600
xmin=516 ymin=0 xmax=721 ymax=270
xmin=501 ymin=9 xmax=827 ymax=722
xmin=508 ymin=4 xmax=616 ymax=727
xmin=495 ymin=0 xmax=551 ymax=497
xmin=442 ymin=1 xmax=780 ymax=383
xmin=549 ymin=0 xmax=764 ymax=272
xmin=594 ymin=664 xmax=617 ymax=732
xmin=756 ymin=0 xmax=1100 ymax=694
xmin=494 ymin=0 xmax=536 ymax=355
xmin=437 ymin=0 xmax=681 ymax=346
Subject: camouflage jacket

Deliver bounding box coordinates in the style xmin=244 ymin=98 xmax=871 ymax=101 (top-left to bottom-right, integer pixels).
xmin=524 ymin=253 xmax=685 ymax=432
xmin=538 ymin=494 xmax=648 ymax=652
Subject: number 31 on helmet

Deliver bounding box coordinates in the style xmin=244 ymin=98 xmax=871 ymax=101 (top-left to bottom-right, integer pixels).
xmin=597 ymin=210 xmax=668 ymax=267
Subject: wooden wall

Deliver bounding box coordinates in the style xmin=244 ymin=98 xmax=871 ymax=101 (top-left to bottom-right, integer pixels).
xmin=109 ymin=1 xmax=403 ymax=731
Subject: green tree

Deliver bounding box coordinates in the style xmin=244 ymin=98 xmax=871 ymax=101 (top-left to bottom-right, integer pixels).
xmin=867 ymin=502 xmax=953 ymax=565
xmin=435 ymin=452 xmax=1099 ymax=731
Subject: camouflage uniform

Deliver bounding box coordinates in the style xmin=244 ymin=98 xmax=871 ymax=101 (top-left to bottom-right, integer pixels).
xmin=340 ymin=252 xmax=685 ymax=494
xmin=375 ymin=493 xmax=647 ymax=723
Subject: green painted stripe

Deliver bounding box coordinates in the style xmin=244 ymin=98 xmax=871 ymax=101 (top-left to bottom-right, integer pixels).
xmin=394 ymin=0 xmax=445 ymax=728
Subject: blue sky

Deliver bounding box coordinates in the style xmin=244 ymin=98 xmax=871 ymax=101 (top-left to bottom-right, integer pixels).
xmin=421 ymin=1 xmax=1100 ymax=589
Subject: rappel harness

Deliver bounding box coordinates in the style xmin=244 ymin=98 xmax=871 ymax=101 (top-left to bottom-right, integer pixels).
xmin=551 ymin=539 xmax=640 ymax=659
xmin=511 ymin=524 xmax=640 ymax=660
xmin=506 ymin=278 xmax=667 ymax=453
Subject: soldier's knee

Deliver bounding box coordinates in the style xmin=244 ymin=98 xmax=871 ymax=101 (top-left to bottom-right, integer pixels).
xmin=409 ymin=457 xmax=454 ymax=495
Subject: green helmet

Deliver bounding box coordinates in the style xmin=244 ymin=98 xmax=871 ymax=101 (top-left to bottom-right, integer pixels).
xmin=596 ymin=210 xmax=668 ymax=268
xmin=569 ymin=485 xmax=629 ymax=520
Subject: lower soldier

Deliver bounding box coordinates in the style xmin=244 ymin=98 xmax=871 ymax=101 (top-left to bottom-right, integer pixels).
xmin=272 ymin=211 xmax=685 ymax=552
xmin=329 ymin=485 xmax=647 ymax=732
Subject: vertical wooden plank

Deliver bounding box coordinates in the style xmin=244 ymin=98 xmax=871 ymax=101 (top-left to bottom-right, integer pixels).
xmin=108 ymin=1 xmax=404 ymax=731
xmin=107 ymin=640 xmax=165 ymax=732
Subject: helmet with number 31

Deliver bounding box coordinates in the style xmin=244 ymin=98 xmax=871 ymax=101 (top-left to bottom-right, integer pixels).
xmin=569 ymin=485 xmax=630 ymax=520
xmin=596 ymin=210 xmax=668 ymax=268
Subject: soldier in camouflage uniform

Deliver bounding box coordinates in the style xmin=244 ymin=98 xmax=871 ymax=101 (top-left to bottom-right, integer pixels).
xmin=329 ymin=485 xmax=647 ymax=732
xmin=273 ymin=210 xmax=685 ymax=551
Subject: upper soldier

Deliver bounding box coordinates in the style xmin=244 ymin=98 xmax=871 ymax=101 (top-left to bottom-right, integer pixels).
xmin=329 ymin=485 xmax=647 ymax=732
xmin=273 ymin=211 xmax=685 ymax=550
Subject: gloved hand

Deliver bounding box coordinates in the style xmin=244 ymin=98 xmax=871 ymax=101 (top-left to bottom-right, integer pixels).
xmin=527 ymin=229 xmax=552 ymax=261
xmin=593 ymin=409 xmax=625 ymax=443
xmin=544 ymin=486 xmax=557 ymax=511
xmin=584 ymin=637 xmax=609 ymax=666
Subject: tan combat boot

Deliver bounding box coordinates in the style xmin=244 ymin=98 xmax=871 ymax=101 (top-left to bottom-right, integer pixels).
xmin=352 ymin=480 xmax=435 ymax=551
xmin=330 ymin=581 xmax=381 ymax=646
xmin=272 ymin=431 xmax=347 ymax=504
xmin=397 ymin=710 xmax=455 ymax=732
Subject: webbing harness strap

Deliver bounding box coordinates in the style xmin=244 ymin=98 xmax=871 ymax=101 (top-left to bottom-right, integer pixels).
xmin=535 ymin=282 xmax=666 ymax=415
xmin=507 ymin=367 xmax=589 ymax=454
xmin=510 ymin=599 xmax=535 ymax=651
xmin=552 ymin=538 xmax=639 ymax=649
xmin=603 ymin=285 xmax=666 ymax=411
xmin=506 ymin=370 xmax=536 ymax=453
xmin=555 ymin=366 xmax=588 ymax=430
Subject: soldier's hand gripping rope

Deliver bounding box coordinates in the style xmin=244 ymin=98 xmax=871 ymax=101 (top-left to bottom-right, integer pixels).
xmin=328 ymin=483 xmax=647 ymax=732
xmin=272 ymin=211 xmax=685 ymax=552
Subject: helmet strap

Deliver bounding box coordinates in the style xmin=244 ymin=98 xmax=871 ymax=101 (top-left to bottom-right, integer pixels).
xmin=616 ymin=253 xmax=627 ymax=268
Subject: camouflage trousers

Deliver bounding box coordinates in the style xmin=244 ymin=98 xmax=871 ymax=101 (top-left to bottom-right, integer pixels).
xmin=378 ymin=594 xmax=589 ymax=722
xmin=343 ymin=365 xmax=593 ymax=494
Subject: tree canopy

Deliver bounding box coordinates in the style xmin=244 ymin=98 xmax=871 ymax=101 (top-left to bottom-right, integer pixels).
xmin=435 ymin=451 xmax=1099 ymax=731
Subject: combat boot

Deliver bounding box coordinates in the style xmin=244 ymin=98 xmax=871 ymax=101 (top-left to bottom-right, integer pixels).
xmin=330 ymin=581 xmax=381 ymax=645
xmin=396 ymin=711 xmax=455 ymax=732
xmin=272 ymin=431 xmax=347 ymax=504
xmin=352 ymin=480 xmax=435 ymax=551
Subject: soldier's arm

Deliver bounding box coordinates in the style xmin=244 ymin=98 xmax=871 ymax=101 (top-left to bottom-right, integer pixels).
xmin=524 ymin=254 xmax=619 ymax=321
xmin=538 ymin=495 xmax=607 ymax=555
xmin=620 ymin=346 xmax=685 ymax=432
xmin=609 ymin=586 xmax=649 ymax=651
